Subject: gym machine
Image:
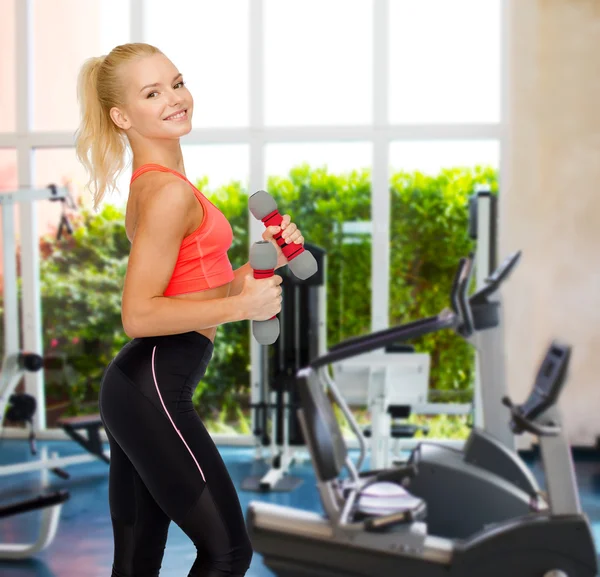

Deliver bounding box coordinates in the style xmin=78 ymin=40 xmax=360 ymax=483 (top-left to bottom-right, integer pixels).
xmin=331 ymin=188 xmax=511 ymax=470
xmin=247 ymin=255 xmax=597 ymax=577
xmin=332 ymin=347 xmax=431 ymax=470
xmin=0 ymin=184 xmax=109 ymax=479
xmin=0 ymin=351 xmax=70 ymax=560
xmin=0 ymin=184 xmax=109 ymax=559
xmin=242 ymin=243 xmax=327 ymax=492
xmin=320 ymin=251 xmax=541 ymax=538
xmin=468 ymin=187 xmax=515 ymax=450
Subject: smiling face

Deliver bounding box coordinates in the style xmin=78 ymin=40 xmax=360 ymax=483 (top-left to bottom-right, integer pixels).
xmin=109 ymin=52 xmax=193 ymax=141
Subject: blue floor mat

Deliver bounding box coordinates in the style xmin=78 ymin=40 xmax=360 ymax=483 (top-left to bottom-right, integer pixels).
xmin=0 ymin=439 xmax=598 ymax=576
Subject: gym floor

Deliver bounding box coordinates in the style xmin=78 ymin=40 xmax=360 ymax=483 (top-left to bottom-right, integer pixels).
xmin=0 ymin=439 xmax=599 ymax=577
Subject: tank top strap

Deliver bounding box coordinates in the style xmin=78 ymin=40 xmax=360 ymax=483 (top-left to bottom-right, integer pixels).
xmin=129 ymin=163 xmax=219 ymax=213
xmin=130 ymin=163 xmax=189 ymax=185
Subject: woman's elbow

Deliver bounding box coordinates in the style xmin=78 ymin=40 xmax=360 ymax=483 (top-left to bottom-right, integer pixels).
xmin=122 ymin=316 xmax=138 ymax=339
xmin=122 ymin=307 xmax=145 ymax=339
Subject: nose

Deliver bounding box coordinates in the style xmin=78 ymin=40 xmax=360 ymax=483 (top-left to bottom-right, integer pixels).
xmin=166 ymin=88 xmax=182 ymax=107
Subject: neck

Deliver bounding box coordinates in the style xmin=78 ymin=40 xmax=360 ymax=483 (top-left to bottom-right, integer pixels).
xmin=130 ymin=138 xmax=186 ymax=176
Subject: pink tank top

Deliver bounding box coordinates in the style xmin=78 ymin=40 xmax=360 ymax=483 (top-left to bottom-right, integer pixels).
xmin=130 ymin=163 xmax=235 ymax=296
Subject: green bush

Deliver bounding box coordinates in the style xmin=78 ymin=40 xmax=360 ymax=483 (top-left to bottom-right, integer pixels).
xmin=389 ymin=167 xmax=498 ymax=399
xmin=16 ymin=164 xmax=496 ymax=435
xmin=38 ymin=202 xmax=130 ymax=414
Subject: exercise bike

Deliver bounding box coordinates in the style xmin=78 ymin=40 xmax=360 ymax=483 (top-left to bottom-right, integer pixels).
xmin=247 ymin=256 xmax=597 ymax=577
xmin=0 ymin=352 xmax=69 ymax=560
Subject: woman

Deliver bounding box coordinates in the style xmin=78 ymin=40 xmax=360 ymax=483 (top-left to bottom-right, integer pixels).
xmin=75 ymin=42 xmax=304 ymax=577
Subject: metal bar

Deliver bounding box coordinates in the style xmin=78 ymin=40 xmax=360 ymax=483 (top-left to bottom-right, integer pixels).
xmin=130 ymin=0 xmax=144 ymax=42
xmin=371 ymin=0 xmax=390 ymax=332
xmin=249 ymin=0 xmax=266 ymax=439
xmin=0 ymin=124 xmax=503 ymax=149
xmin=0 ymin=453 xmax=103 ymax=477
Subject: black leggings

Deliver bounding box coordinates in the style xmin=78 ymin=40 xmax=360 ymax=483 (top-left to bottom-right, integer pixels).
xmin=99 ymin=331 xmax=253 ymax=577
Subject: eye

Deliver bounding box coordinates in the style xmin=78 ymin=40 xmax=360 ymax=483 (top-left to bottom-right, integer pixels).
xmin=174 ymin=81 xmax=185 ymax=89
xmin=147 ymin=91 xmax=158 ymax=99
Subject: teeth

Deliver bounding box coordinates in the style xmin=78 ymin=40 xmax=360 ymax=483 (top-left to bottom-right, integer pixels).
xmin=166 ymin=111 xmax=186 ymax=120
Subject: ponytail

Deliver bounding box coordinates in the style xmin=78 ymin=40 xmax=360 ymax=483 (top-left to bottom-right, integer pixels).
xmin=75 ymin=43 xmax=161 ymax=211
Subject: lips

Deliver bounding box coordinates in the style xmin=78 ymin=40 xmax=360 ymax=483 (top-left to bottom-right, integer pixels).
xmin=163 ymin=109 xmax=188 ymax=121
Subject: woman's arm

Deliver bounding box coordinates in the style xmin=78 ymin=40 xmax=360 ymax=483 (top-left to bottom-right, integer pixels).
xmin=229 ymin=262 xmax=253 ymax=297
xmin=121 ymin=179 xmax=250 ymax=338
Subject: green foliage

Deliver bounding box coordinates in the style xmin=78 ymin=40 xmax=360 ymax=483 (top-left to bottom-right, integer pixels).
xmin=265 ymin=165 xmax=373 ymax=343
xmin=14 ymin=164 xmax=496 ymax=440
xmin=38 ymin=200 xmax=130 ymax=414
xmin=389 ymin=166 xmax=498 ymax=398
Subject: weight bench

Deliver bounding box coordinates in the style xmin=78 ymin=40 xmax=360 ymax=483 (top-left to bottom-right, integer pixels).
xmin=56 ymin=414 xmax=109 ymax=464
xmin=0 ymin=490 xmax=70 ymax=560
xmin=0 ymin=490 xmax=69 ymax=519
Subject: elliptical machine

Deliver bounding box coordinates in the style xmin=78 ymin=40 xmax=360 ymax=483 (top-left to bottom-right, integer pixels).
xmin=323 ymin=251 xmax=543 ymax=539
xmin=247 ymin=255 xmax=598 ymax=577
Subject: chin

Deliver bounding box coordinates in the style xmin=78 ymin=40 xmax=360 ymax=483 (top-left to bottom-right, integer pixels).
xmin=169 ymin=123 xmax=192 ymax=138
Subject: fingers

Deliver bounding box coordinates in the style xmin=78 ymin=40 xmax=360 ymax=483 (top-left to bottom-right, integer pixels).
xmin=262 ymin=216 xmax=303 ymax=247
xmin=262 ymin=225 xmax=281 ymax=242
xmin=280 ymin=214 xmax=291 ymax=229
xmin=272 ymin=275 xmax=283 ymax=285
xmin=287 ymin=230 xmax=304 ymax=245
xmin=281 ymin=221 xmax=297 ymax=241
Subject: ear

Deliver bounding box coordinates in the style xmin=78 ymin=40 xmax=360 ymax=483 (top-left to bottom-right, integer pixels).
xmin=110 ymin=106 xmax=131 ymax=130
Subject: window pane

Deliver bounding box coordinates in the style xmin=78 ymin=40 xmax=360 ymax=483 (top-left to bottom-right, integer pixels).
xmin=32 ymin=0 xmax=130 ymax=131
xmin=389 ymin=140 xmax=499 ymax=410
xmin=0 ymin=0 xmax=16 ymax=132
xmin=145 ymin=0 xmax=249 ymax=128
xmin=390 ymin=140 xmax=499 ymax=174
xmin=266 ymin=141 xmax=372 ymax=178
xmin=265 ymin=0 xmax=373 ymax=126
xmin=0 ymin=149 xmax=17 ymax=191
xmin=266 ymin=142 xmax=373 ymax=343
xmin=35 ymin=147 xmax=131 ymax=210
xmin=182 ymin=144 xmax=249 ymax=190
xmin=389 ymin=0 xmax=501 ymax=123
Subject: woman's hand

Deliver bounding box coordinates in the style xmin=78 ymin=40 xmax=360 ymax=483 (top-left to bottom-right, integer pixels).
xmin=262 ymin=214 xmax=305 ymax=270
xmin=238 ymin=274 xmax=283 ymax=321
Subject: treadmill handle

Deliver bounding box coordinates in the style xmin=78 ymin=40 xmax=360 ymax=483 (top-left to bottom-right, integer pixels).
xmin=311 ymin=310 xmax=457 ymax=369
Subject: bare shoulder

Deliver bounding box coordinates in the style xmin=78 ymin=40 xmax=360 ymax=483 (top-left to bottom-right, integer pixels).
xmin=124 ymin=172 xmax=202 ymax=243
xmin=121 ymin=172 xmax=202 ymax=331
xmin=131 ymin=172 xmax=198 ymax=236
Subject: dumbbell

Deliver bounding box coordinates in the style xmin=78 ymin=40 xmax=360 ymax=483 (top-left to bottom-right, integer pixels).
xmin=249 ymin=241 xmax=280 ymax=345
xmin=248 ymin=189 xmax=318 ymax=280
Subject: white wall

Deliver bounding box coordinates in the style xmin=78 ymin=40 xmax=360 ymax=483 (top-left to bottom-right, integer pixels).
xmin=501 ymin=0 xmax=600 ymax=446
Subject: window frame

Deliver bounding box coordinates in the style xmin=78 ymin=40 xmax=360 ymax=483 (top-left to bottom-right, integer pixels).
xmin=0 ymin=0 xmax=509 ymax=432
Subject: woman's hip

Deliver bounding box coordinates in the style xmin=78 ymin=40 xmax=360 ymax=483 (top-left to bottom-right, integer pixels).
xmin=100 ymin=331 xmax=213 ymax=419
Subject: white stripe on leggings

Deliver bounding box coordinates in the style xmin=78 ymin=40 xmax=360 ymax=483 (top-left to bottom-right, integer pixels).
xmin=151 ymin=345 xmax=206 ymax=482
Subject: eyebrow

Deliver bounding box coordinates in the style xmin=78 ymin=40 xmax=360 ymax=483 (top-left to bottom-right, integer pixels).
xmin=139 ymin=73 xmax=183 ymax=93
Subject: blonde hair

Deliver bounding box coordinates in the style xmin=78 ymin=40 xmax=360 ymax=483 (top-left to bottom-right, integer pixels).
xmin=75 ymin=43 xmax=161 ymax=210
